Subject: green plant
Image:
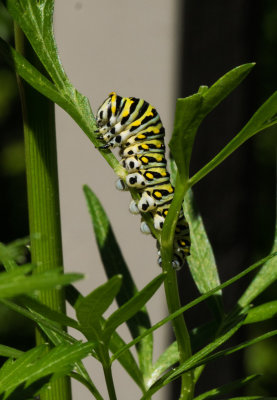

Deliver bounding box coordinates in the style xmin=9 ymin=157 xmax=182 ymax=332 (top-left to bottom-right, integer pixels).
xmin=0 ymin=1 xmax=277 ymax=400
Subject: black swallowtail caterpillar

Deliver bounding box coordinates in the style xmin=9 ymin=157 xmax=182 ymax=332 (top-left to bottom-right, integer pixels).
xmin=96 ymin=92 xmax=190 ymax=269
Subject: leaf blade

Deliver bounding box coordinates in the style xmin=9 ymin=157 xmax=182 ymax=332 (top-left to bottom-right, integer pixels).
xmin=104 ymin=273 xmax=166 ymax=341
xmin=83 ymin=185 xmax=153 ymax=377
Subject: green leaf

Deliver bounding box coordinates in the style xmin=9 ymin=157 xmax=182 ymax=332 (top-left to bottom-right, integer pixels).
xmin=83 ymin=184 xmax=153 ymax=376
xmin=34 ymin=318 xmax=102 ymax=399
xmin=0 ymin=298 xmax=78 ymax=344
xmin=239 ymin=206 xmax=277 ymax=306
xmin=142 ymin=312 xmax=246 ymax=399
xmin=0 ymin=344 xmax=23 ymax=359
xmin=193 ymin=374 xmax=260 ymax=400
xmin=112 ymin=253 xmax=275 ymax=363
xmin=0 ymin=238 xmax=29 ymax=272
xmin=146 ymin=322 xmax=218 ymax=387
xmin=104 ymin=273 xmax=166 ymax=342
xmin=244 ymin=300 xmax=277 ymax=324
xmin=183 ymin=189 xmax=223 ymax=319
xmin=147 ymin=341 xmax=178 ymax=388
xmin=65 ymin=283 xmax=144 ymax=390
xmin=227 ymin=398 xmax=277 ymax=400
xmin=190 ymin=90 xmax=277 ymax=186
xmin=76 ymin=275 xmax=122 ymax=341
xmin=169 ymin=63 xmax=255 ymax=181
xmin=18 ymin=295 xmax=80 ymax=330
xmin=0 ymin=342 xmax=95 ymax=399
xmin=0 ymin=267 xmax=83 ymax=298
xmin=200 ymin=63 xmax=255 ymax=115
xmin=0 ymin=38 xmax=69 ymax=108
xmin=5 ymin=0 xmax=69 ymax=89
xmin=169 ymin=93 xmax=203 ymax=179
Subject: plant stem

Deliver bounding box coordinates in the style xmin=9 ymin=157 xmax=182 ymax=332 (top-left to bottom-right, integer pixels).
xmin=161 ymin=174 xmax=194 ymax=400
xmin=14 ymin=25 xmax=71 ymax=400
xmin=99 ymin=346 xmax=117 ymax=400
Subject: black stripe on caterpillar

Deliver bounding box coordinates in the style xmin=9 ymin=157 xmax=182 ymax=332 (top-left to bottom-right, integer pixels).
xmin=96 ymin=92 xmax=190 ymax=270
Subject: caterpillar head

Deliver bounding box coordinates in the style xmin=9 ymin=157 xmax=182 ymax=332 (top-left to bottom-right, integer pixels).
xmin=96 ymin=92 xmax=118 ymax=135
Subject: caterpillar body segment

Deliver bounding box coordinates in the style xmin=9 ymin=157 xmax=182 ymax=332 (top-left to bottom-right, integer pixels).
xmin=96 ymin=92 xmax=191 ymax=269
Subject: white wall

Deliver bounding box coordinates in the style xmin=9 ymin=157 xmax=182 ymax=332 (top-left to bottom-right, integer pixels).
xmin=54 ymin=1 xmax=182 ymax=398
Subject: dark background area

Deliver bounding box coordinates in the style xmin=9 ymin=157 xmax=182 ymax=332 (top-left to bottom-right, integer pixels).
xmin=176 ymin=0 xmax=277 ymax=397
xmin=0 ymin=1 xmax=276 ymax=398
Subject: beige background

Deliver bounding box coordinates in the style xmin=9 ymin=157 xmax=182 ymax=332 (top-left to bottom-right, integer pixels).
xmin=55 ymin=1 xmax=182 ymax=398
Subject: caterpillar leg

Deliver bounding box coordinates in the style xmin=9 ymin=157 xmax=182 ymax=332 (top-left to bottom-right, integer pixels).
xmin=115 ymin=179 xmax=128 ymax=191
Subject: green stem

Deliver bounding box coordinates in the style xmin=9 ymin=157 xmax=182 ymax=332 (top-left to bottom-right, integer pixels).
xmin=14 ymin=25 xmax=71 ymax=400
xmin=99 ymin=346 xmax=117 ymax=400
xmin=161 ymin=174 xmax=194 ymax=400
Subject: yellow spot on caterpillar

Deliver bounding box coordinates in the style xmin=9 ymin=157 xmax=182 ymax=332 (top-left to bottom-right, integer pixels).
xmin=154 ymin=191 xmax=162 ymax=198
xmin=146 ymin=172 xmax=154 ymax=179
xmin=156 ymin=155 xmax=163 ymax=162
xmin=164 ymin=210 xmax=168 ymax=215
xmin=180 ymin=240 xmax=186 ymax=247
xmin=132 ymin=119 xmax=141 ymax=127
xmin=137 ymin=134 xmax=146 ymax=139
xmin=161 ymin=171 xmax=167 ymax=176
xmin=168 ymin=187 xmax=174 ymax=193
xmin=141 ymin=144 xmax=149 ymax=150
xmin=141 ymin=156 xmax=149 ymax=164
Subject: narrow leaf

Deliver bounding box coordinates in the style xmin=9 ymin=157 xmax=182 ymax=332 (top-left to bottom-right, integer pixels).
xmin=65 ymin=284 xmax=144 ymax=389
xmin=169 ymin=94 xmax=203 ymax=179
xmin=0 ymin=238 xmax=29 ymax=272
xmin=183 ymin=189 xmax=223 ymax=319
xmin=0 ymin=345 xmax=23 ymax=359
xmin=18 ymin=295 xmax=80 ymax=330
xmin=193 ymin=374 xmax=260 ymax=400
xmin=169 ymin=64 xmax=254 ymax=181
xmin=112 ymin=254 xmax=275 ymax=363
xmin=0 ymin=342 xmax=95 ymax=398
xmin=190 ymin=91 xmax=277 ymax=186
xmin=201 ymin=63 xmax=255 ymax=115
xmin=0 ymin=38 xmax=67 ymax=107
xmin=244 ymin=300 xmax=277 ymax=324
xmin=147 ymin=341 xmax=178 ymax=388
xmin=35 ymin=318 xmax=102 ymax=399
xmin=0 ymin=268 xmax=83 ymax=298
xmin=0 ymin=298 xmax=78 ymax=344
xmin=83 ymin=185 xmax=153 ymax=376
xmin=227 ymin=397 xmax=277 ymax=400
xmin=5 ymin=0 xmax=69 ymax=88
xmin=142 ymin=313 xmax=246 ymax=399
xmin=104 ymin=273 xmax=166 ymax=341
xmin=76 ymin=275 xmax=122 ymax=340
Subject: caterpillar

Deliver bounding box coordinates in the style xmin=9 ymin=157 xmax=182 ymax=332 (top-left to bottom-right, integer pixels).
xmin=96 ymin=92 xmax=190 ymax=269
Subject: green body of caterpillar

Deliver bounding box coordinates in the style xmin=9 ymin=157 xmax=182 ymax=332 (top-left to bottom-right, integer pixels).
xmin=96 ymin=92 xmax=190 ymax=269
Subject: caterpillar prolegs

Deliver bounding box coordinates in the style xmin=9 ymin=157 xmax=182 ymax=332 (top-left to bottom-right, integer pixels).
xmin=96 ymin=92 xmax=190 ymax=270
